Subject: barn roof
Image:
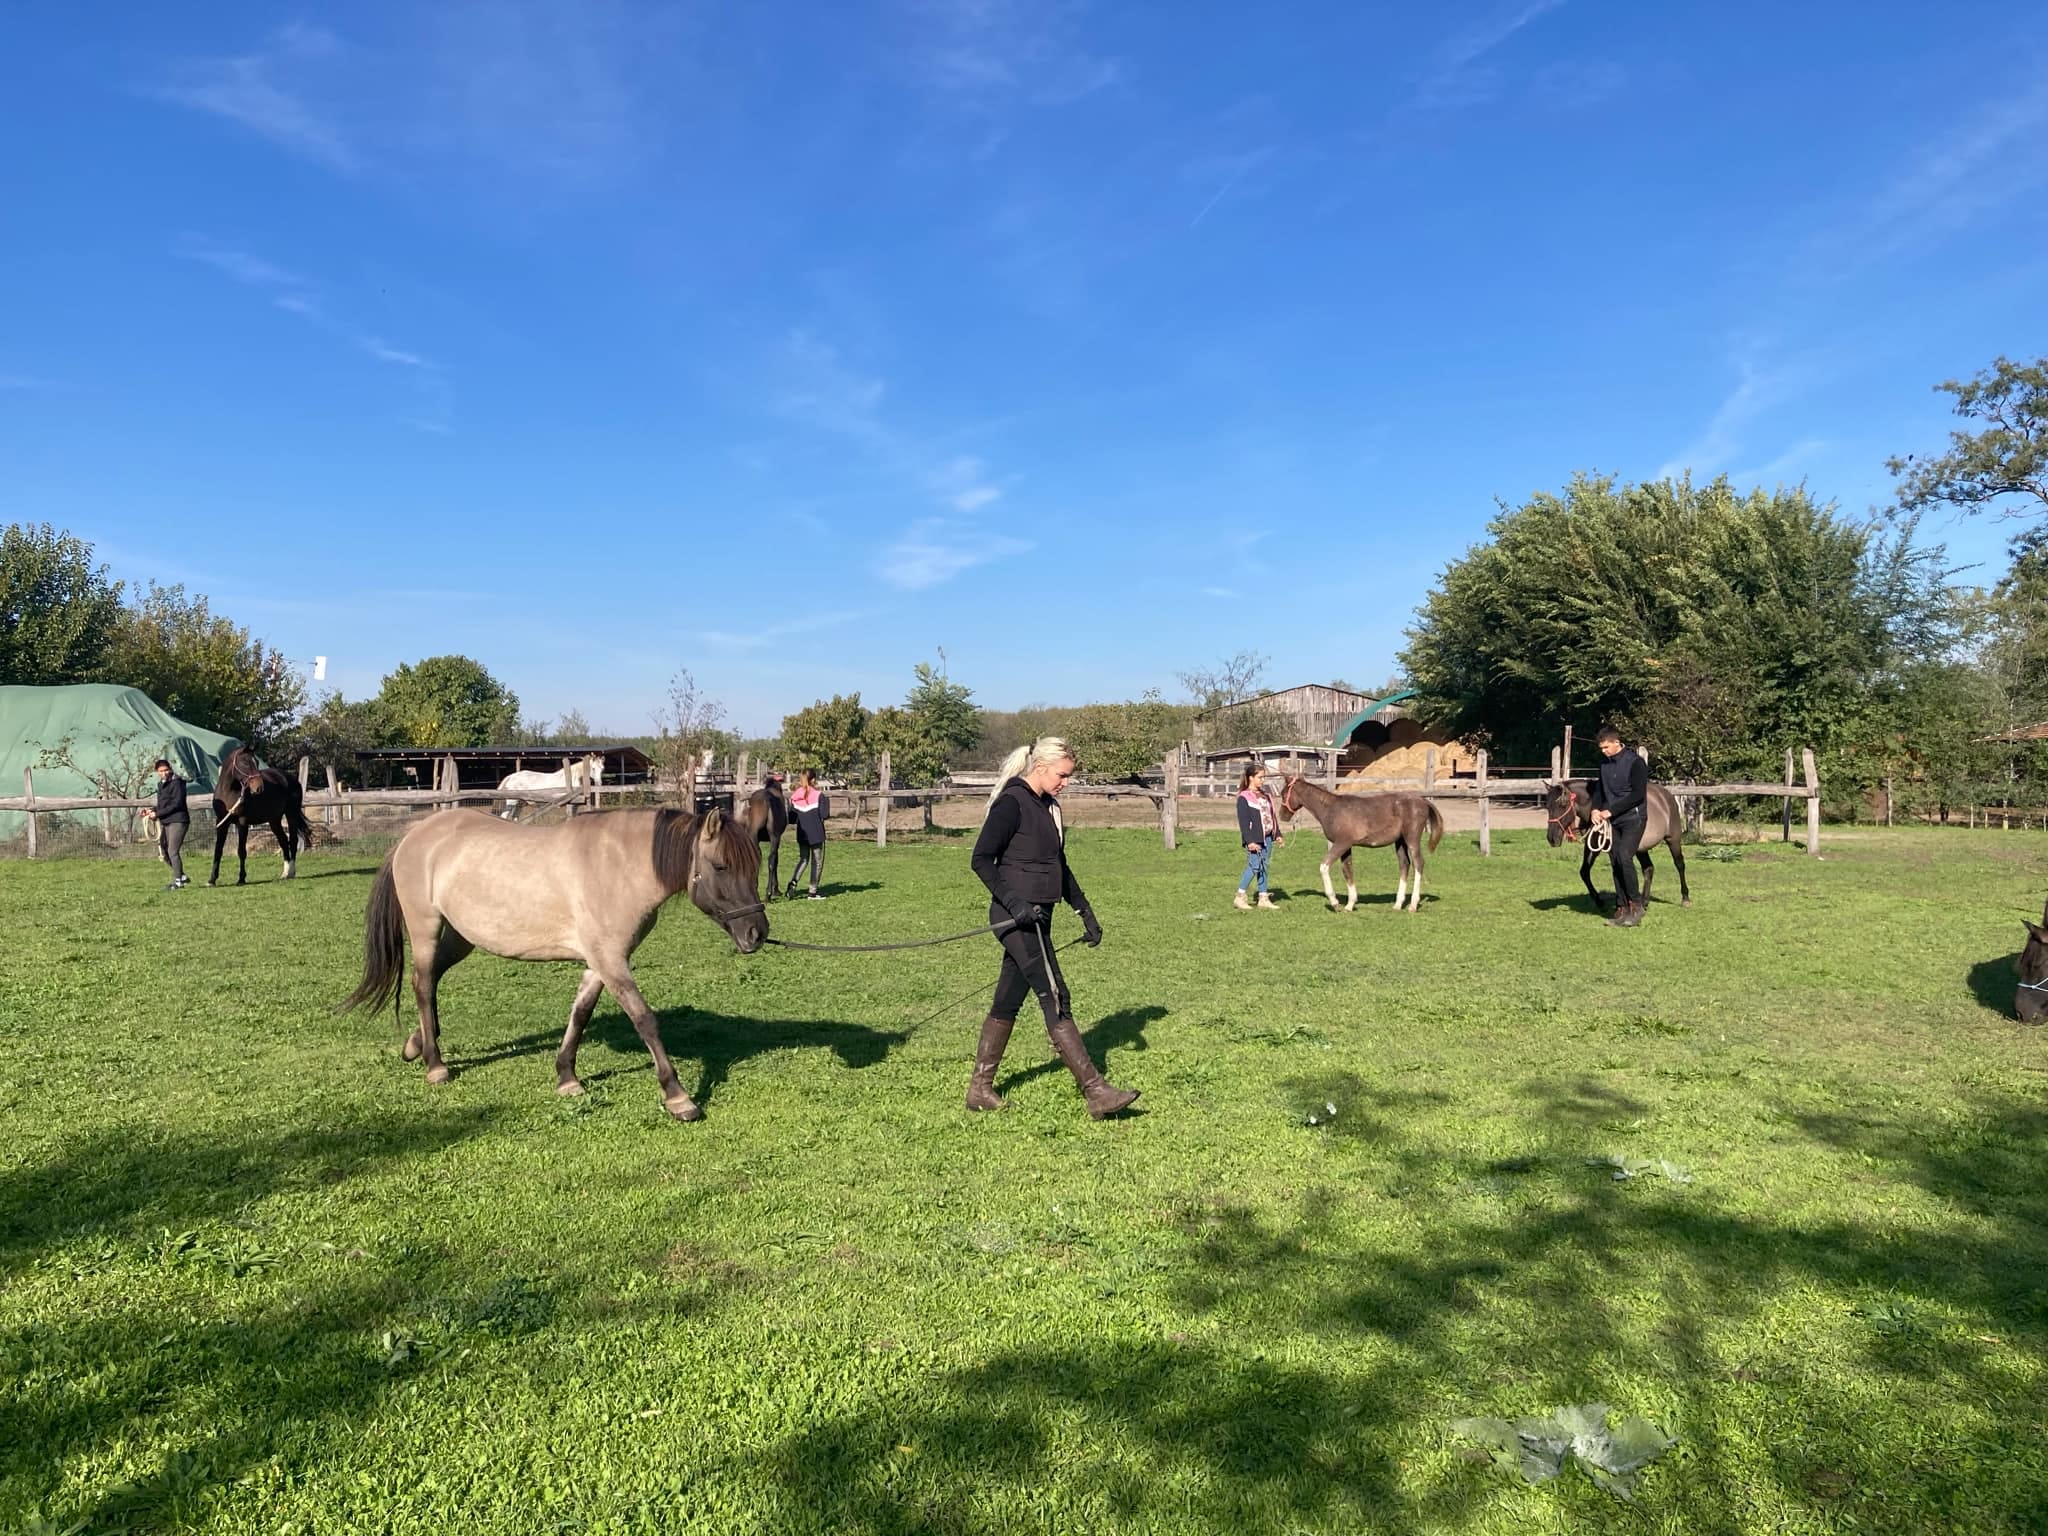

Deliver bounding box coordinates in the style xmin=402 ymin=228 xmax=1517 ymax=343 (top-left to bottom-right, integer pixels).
xmin=1332 ymin=688 xmax=1419 ymax=747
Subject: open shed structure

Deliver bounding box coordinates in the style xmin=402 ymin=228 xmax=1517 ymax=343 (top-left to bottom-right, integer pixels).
xmin=352 ymin=745 xmax=654 ymax=791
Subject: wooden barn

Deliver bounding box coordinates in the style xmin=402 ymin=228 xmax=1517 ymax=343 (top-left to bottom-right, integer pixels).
xmin=1193 ymin=683 xmax=1378 ymax=749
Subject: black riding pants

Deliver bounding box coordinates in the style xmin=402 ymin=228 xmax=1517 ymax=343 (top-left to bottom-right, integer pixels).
xmin=988 ymin=906 xmax=1070 ymax=1028
xmin=1607 ymin=811 xmax=1645 ymax=906
xmin=789 ymin=839 xmax=823 ymax=890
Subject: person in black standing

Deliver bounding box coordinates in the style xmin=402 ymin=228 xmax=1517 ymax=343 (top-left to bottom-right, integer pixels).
xmin=967 ymin=736 xmax=1137 ymax=1119
xmin=139 ymin=757 xmax=191 ymax=890
xmin=1587 ymin=724 xmax=1649 ymax=927
xmin=786 ymin=769 xmax=829 ymax=900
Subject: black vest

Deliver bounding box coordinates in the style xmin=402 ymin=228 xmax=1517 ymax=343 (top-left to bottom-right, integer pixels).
xmin=994 ymin=777 xmax=1067 ymax=903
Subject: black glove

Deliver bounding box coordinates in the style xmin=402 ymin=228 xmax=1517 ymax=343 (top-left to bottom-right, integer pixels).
xmin=1080 ymin=907 xmax=1103 ymax=947
xmin=1004 ymin=899 xmax=1047 ymax=929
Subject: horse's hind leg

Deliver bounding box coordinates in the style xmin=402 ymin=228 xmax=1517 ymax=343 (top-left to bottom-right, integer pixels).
xmin=765 ymin=831 xmax=781 ymax=902
xmin=406 ymin=925 xmax=474 ymax=1085
xmin=1406 ymin=837 xmax=1424 ymax=912
xmin=274 ymin=816 xmax=297 ymax=880
xmin=595 ymin=961 xmax=700 ymax=1121
xmin=1392 ymin=844 xmax=1409 ymax=910
xmin=1341 ymin=849 xmax=1357 ymax=911
xmin=235 ymin=821 xmax=250 ymax=885
xmin=1638 ymin=850 xmax=1655 ymax=906
xmin=1670 ymin=838 xmax=1690 ymax=906
xmin=554 ymin=969 xmax=606 ymax=1096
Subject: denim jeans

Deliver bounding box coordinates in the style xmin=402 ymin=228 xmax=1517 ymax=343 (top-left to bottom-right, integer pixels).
xmin=1238 ymin=842 xmax=1271 ymax=894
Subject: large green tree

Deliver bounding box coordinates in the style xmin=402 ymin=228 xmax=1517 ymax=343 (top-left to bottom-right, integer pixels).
xmin=1063 ymin=692 xmax=1189 ymax=778
xmin=1399 ymin=474 xmax=1953 ymax=782
xmin=1888 ymin=354 xmax=2048 ymax=529
xmin=0 ymin=523 xmax=123 ymax=684
xmin=373 ymin=655 xmax=521 ymax=747
xmin=781 ymin=693 xmax=869 ymax=778
xmin=99 ymin=582 xmax=306 ymax=751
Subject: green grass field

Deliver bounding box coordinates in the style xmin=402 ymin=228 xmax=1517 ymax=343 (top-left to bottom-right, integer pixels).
xmin=4 ymin=822 xmax=2046 ymax=1534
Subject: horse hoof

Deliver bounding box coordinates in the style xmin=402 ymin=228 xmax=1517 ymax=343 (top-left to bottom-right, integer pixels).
xmin=401 ymin=1035 xmax=422 ymax=1062
xmin=1681 ymin=899 xmax=1692 ymax=908
xmin=425 ymin=1065 xmax=452 ymax=1085
xmin=557 ymin=1080 xmax=585 ymax=1097
xmin=665 ymin=1097 xmax=702 ymax=1122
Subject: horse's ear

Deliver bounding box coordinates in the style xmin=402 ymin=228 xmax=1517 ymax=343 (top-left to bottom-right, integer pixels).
xmin=2026 ymin=920 xmax=2047 ymax=944
xmin=699 ymin=807 xmax=723 ymax=841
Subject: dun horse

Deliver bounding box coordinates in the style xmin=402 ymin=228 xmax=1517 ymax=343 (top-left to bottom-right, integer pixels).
xmin=342 ymin=806 xmax=767 ymax=1120
xmin=1278 ymin=776 xmax=1444 ymax=912
xmin=742 ymin=771 xmax=791 ymax=900
xmin=1543 ymin=779 xmax=1692 ymax=910
xmin=209 ymin=746 xmax=315 ymax=886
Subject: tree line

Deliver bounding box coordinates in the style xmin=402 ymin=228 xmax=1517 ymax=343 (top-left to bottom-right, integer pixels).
xmin=1399 ymin=354 xmax=2048 ymax=818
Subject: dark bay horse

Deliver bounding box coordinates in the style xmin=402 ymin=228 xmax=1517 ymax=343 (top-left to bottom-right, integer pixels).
xmin=2017 ymin=900 xmax=2048 ymax=1021
xmin=341 ymin=806 xmax=767 ymax=1120
xmin=1544 ymin=779 xmax=1691 ymax=910
xmin=1278 ymin=776 xmax=1444 ymax=912
xmin=743 ymin=772 xmax=790 ymax=900
xmin=210 ymin=746 xmax=315 ymax=886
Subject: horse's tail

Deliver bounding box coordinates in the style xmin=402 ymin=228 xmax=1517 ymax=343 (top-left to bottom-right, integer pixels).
xmin=1425 ymin=799 xmax=1444 ymax=852
xmin=286 ymin=778 xmax=316 ymax=852
xmin=339 ymin=856 xmax=405 ymax=1026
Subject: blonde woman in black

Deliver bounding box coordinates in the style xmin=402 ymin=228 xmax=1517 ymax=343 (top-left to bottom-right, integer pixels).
xmin=966 ymin=736 xmax=1137 ymax=1119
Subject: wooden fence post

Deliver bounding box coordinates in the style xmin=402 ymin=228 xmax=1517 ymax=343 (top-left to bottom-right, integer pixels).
xmin=1476 ymin=750 xmax=1490 ymax=857
xmin=1802 ymin=747 xmax=1820 ymax=855
xmin=1781 ymin=749 xmax=1794 ymax=843
xmin=559 ymin=757 xmax=577 ymax=817
xmin=23 ymin=767 xmax=37 ymax=859
xmin=297 ymin=756 xmax=311 ymax=799
xmin=1325 ymin=747 xmax=1338 ymax=789
xmin=1549 ymin=745 xmax=1561 ymax=780
xmin=1422 ymin=746 xmax=1437 ymax=791
xmin=324 ymin=765 xmax=338 ymax=826
xmin=1162 ymin=755 xmax=1180 ymax=851
xmin=877 ymin=752 xmax=891 ymax=848
xmin=1562 ymin=725 xmax=1574 ymax=777
xmin=736 ymin=751 xmax=750 ymax=797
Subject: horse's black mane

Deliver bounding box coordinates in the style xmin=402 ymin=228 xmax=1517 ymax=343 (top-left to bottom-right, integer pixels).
xmin=652 ymin=807 xmax=761 ymax=896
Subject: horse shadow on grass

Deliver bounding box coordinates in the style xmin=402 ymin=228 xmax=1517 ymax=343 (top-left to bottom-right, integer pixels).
xmin=1966 ymin=955 xmax=2021 ymax=1018
xmin=454 ymin=1007 xmax=907 ymax=1114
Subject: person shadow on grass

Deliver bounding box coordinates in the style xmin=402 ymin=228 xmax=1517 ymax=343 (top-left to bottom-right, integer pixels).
xmin=996 ymin=1005 xmax=1165 ymax=1101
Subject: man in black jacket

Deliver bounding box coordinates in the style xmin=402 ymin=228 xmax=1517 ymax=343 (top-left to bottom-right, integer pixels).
xmin=139 ymin=757 xmax=191 ymax=890
xmin=1587 ymin=725 xmax=1648 ymax=927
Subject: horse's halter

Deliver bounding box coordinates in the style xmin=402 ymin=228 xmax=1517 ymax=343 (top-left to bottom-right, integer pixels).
xmin=1280 ymin=776 xmax=1301 ymax=817
xmin=686 ymin=844 xmax=766 ymax=926
xmin=1547 ymin=786 xmax=1582 ymax=843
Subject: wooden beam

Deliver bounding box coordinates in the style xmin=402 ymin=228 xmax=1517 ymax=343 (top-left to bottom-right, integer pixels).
xmin=1781 ymin=748 xmax=1794 ymax=842
xmin=876 ymin=751 xmax=891 ymax=847
xmin=1476 ymin=749 xmax=1490 ymax=856
xmin=1803 ymin=747 xmax=1820 ymax=855
xmin=1162 ymin=754 xmax=1179 ymax=851
xmin=23 ymin=767 xmax=36 ymax=859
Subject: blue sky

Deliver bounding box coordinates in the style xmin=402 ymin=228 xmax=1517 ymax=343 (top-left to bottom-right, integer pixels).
xmin=3 ymin=3 xmax=2044 ymax=735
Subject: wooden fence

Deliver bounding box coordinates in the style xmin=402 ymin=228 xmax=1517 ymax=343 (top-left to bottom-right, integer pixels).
xmin=3 ymin=743 xmax=1828 ymax=859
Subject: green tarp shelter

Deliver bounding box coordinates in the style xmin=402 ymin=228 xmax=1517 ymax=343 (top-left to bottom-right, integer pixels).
xmin=1 ymin=683 xmax=241 ymax=840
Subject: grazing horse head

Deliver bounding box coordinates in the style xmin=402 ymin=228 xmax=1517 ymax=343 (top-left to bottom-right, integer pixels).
xmin=1544 ymin=780 xmax=1588 ymax=847
xmin=2019 ymin=902 xmax=2048 ymax=1023
xmin=656 ymin=807 xmax=766 ymax=954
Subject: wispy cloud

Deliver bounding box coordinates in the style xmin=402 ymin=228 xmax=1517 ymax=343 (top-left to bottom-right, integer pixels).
xmin=699 ymin=609 xmax=880 ymax=652
xmin=1732 ymin=438 xmax=1831 ymax=489
xmin=175 ymin=234 xmax=446 ymax=424
xmin=1186 ymin=147 xmax=1274 ymax=230
xmin=1656 ymin=351 xmax=1810 ymax=482
xmin=900 ymin=0 xmax=1120 ymax=123
xmin=1851 ymin=72 xmax=2048 ymax=262
xmin=776 ymin=330 xmax=1021 ymax=586
xmin=878 ymin=519 xmax=1032 ymax=591
xmin=0 ymin=372 xmax=55 ymax=392
xmin=1413 ymin=0 xmax=1568 ymax=110
xmin=156 ymin=23 xmax=358 ymax=171
xmin=1201 ymin=586 xmax=1241 ymax=600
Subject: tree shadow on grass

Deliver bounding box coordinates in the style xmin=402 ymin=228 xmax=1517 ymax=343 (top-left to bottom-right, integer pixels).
xmin=451 ymin=1008 xmax=908 ymax=1114
xmin=759 ymin=1087 xmax=2048 ymax=1531
xmin=0 ymin=1105 xmax=503 ymax=1277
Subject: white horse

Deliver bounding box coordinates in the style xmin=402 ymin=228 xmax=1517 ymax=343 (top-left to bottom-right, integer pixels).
xmin=498 ymin=753 xmax=605 ymax=819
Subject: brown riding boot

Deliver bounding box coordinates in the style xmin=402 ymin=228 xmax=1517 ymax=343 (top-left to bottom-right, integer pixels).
xmin=966 ymin=1015 xmax=1014 ymax=1111
xmin=1047 ymin=1017 xmax=1139 ymax=1119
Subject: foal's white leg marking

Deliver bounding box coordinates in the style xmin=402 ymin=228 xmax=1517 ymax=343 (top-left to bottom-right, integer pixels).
xmin=1393 ymin=868 xmax=1406 ymax=909
xmin=1320 ymin=843 xmax=1339 ymax=909
xmin=1345 ymin=861 xmax=1358 ymax=911
xmin=1408 ymin=863 xmax=1422 ymax=912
